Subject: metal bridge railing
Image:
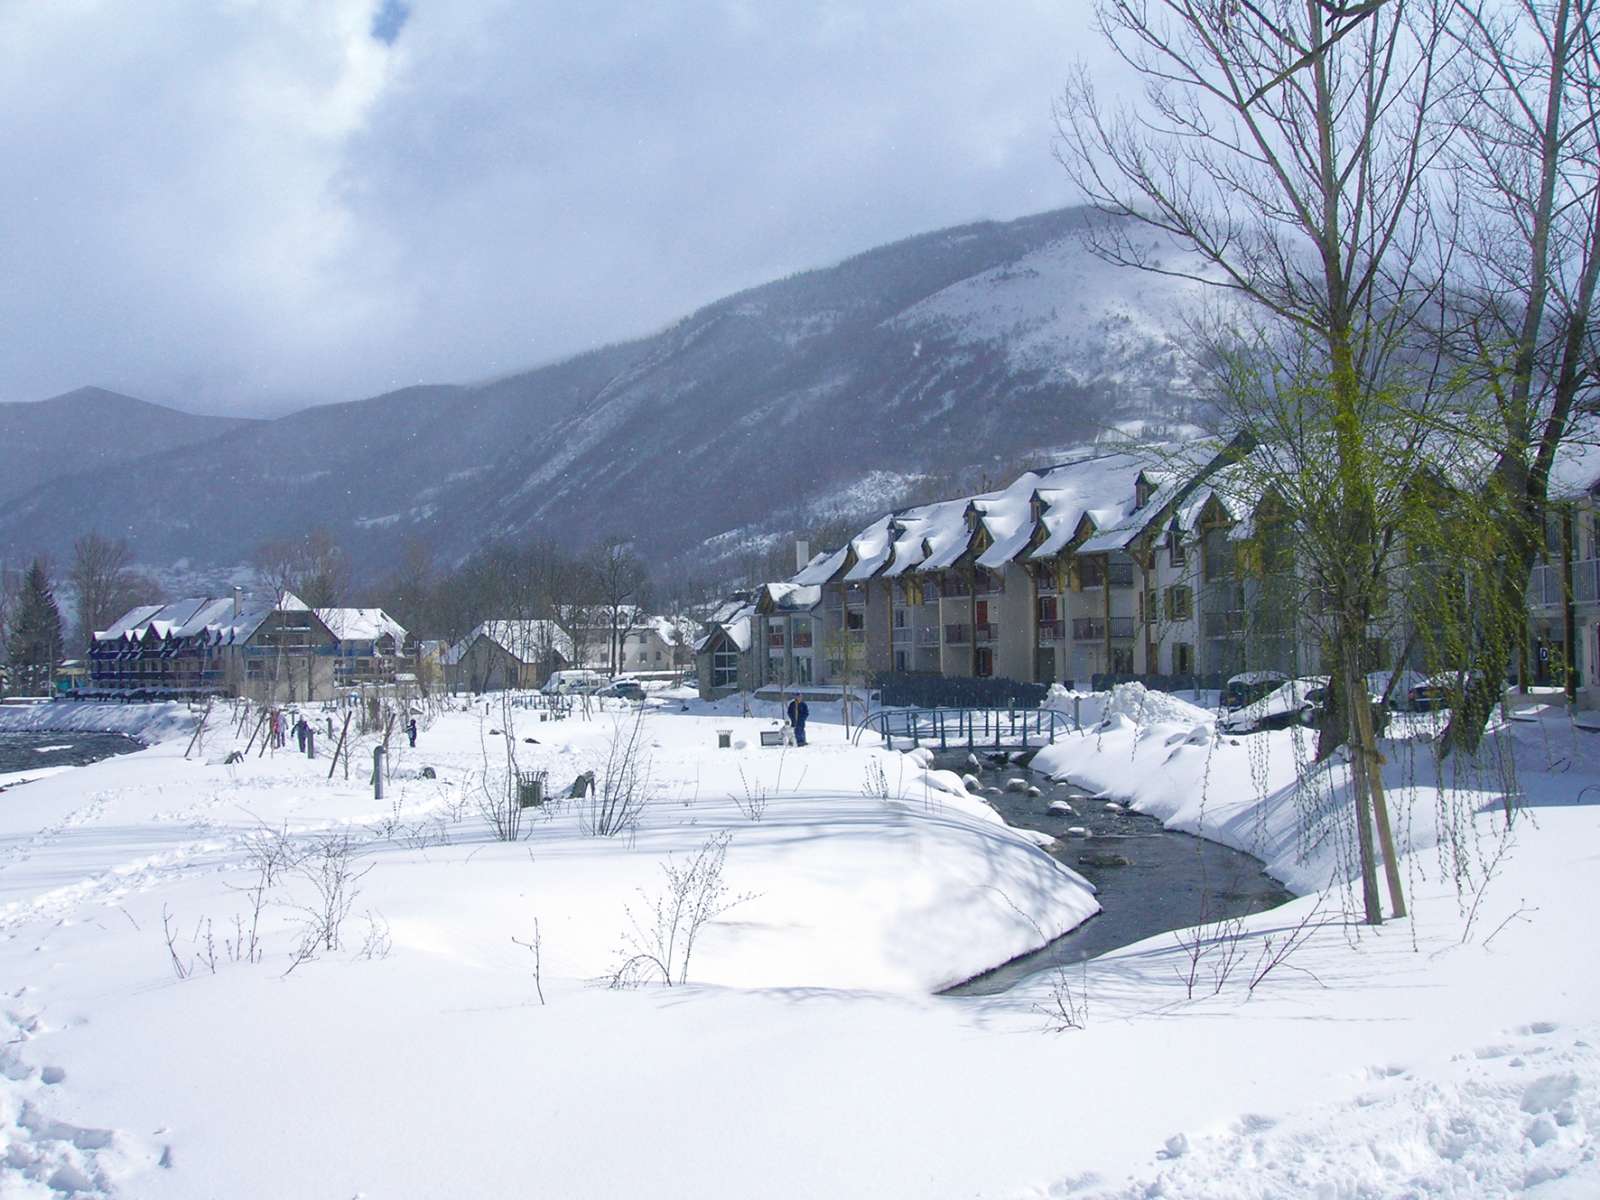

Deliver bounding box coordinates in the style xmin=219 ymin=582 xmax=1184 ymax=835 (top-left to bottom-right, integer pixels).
xmin=852 ymin=706 xmax=1078 ymax=750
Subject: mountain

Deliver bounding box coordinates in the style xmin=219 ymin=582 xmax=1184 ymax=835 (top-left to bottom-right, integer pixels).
xmin=0 ymin=387 xmax=254 ymax=508
xmin=0 ymin=207 xmax=1215 ymax=583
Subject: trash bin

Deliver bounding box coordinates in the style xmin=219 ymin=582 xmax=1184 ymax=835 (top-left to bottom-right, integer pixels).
xmin=717 ymin=729 xmax=732 ymax=749
xmin=517 ymin=772 xmax=545 ymax=808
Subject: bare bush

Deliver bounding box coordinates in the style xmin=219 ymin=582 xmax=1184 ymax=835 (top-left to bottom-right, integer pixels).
xmin=357 ymin=911 xmax=393 ymax=961
xmin=610 ymin=831 xmax=753 ymax=987
xmin=476 ymin=694 xmax=532 ymax=842
xmin=585 ymin=709 xmax=652 ymax=838
xmin=1037 ymin=960 xmax=1089 ymax=1032
xmin=732 ymin=766 xmax=769 ymax=822
xmin=163 ymin=904 xmax=191 ymax=980
xmin=861 ymin=758 xmax=892 ymax=801
xmin=512 ymin=918 xmax=546 ymax=1005
xmin=284 ymin=830 xmax=373 ymax=975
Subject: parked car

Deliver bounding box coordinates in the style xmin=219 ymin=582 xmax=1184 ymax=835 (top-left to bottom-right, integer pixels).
xmin=541 ymin=669 xmax=608 ymax=696
xmin=1221 ymin=670 xmax=1290 ymax=711
xmin=1220 ymin=676 xmax=1328 ymax=733
xmin=1406 ymin=670 xmax=1489 ymax=712
xmin=597 ymin=678 xmax=645 ymax=700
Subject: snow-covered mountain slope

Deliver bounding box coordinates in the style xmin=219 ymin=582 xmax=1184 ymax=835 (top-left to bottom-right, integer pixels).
xmin=0 ymin=207 xmax=1217 ymax=579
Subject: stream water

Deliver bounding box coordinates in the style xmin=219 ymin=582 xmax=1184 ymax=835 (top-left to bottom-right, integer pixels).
xmin=940 ymin=751 xmax=1292 ymax=996
xmin=0 ymin=731 xmax=145 ymax=781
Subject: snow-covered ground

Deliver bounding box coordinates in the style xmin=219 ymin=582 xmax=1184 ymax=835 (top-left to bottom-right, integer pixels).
xmin=2 ymin=687 xmax=1597 ymax=1197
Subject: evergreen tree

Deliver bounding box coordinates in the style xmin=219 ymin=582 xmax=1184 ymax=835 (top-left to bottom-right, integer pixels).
xmin=7 ymin=559 xmax=63 ymax=695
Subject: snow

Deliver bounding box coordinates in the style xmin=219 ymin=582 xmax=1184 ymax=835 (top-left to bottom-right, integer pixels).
xmin=0 ymin=700 xmax=198 ymax=742
xmin=892 ymin=234 xmax=1220 ymax=394
xmin=3 ymin=689 xmax=1599 ymax=1197
xmin=318 ymin=606 xmax=406 ymax=644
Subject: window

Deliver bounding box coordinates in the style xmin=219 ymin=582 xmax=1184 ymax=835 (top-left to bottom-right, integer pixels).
xmin=1078 ymin=556 xmax=1105 ymax=588
xmin=1173 ymin=642 xmax=1194 ymax=674
xmin=795 ymin=656 xmax=813 ymax=684
xmin=1037 ymin=595 xmax=1058 ymax=622
xmin=1203 ymin=527 xmax=1234 ymax=581
xmin=846 ymin=609 xmax=865 ymax=631
xmin=1111 ymin=647 xmax=1134 ymax=675
xmin=975 ymin=647 xmax=994 ymax=677
xmin=712 ymin=649 xmax=739 ymax=689
xmin=1170 ymin=537 xmax=1187 ymax=568
xmin=1165 ymin=585 xmax=1193 ymax=620
xmin=1141 ymin=589 xmax=1158 ymax=624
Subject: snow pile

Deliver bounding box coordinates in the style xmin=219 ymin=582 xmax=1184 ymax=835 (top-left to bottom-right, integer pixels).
xmin=1044 ymin=683 xmax=1213 ymax=734
xmin=0 ymin=701 xmax=197 ymax=743
xmin=1099 ymin=681 xmax=1212 ymax=727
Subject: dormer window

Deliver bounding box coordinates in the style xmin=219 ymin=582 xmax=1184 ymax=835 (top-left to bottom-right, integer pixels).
xmin=1135 ymin=473 xmax=1155 ymax=508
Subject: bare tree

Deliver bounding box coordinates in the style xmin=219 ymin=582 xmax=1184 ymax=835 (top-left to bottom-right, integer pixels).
xmin=1054 ymin=0 xmax=1461 ymax=922
xmin=1433 ymin=0 xmax=1600 ymax=752
xmin=67 ymin=532 xmax=152 ymax=649
xmin=589 ymin=536 xmax=649 ymax=675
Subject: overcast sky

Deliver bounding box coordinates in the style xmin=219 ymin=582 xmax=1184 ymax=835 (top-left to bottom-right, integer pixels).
xmin=0 ymin=2 xmax=1101 ymax=416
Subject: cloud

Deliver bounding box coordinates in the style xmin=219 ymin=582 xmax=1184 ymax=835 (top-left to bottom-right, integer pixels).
xmin=0 ymin=1 xmax=1103 ymax=415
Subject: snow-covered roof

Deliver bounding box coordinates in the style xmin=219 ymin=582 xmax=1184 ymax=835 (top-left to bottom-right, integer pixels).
xmin=444 ymin=620 xmax=572 ymax=666
xmin=793 ymin=546 xmax=850 ymax=586
xmin=95 ymin=592 xmax=311 ymax=647
xmin=320 ymin=607 xmax=407 ymax=645
xmin=759 ymin=582 xmax=822 ymax=613
xmin=695 ymin=595 xmax=757 ymax=654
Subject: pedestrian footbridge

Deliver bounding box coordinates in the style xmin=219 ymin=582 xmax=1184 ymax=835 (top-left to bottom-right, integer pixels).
xmin=852 ymin=707 xmax=1077 ymax=751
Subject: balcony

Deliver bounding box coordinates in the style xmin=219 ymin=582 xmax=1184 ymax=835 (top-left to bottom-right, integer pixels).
xmin=892 ymin=623 xmax=913 ymax=644
xmin=974 ymin=622 xmax=998 ymax=645
xmin=1072 ymin=617 xmax=1137 ymax=641
xmin=1530 ymin=559 xmax=1600 ymax=607
xmin=944 ymin=623 xmax=971 ymax=645
xmin=915 ymin=624 xmax=940 ymax=646
xmin=767 ymin=630 xmax=786 ymax=649
xmin=792 ymin=630 xmax=813 ymax=649
xmin=1107 ymin=561 xmax=1135 ymax=588
xmin=1201 ymin=610 xmax=1246 ymax=638
xmin=1037 ymin=619 xmax=1063 ymax=645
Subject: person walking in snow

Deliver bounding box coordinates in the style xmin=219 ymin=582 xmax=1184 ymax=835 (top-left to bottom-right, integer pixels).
xmin=786 ymin=696 xmax=810 ymax=747
xmin=406 ymin=717 xmax=418 ymax=748
xmin=294 ymin=717 xmax=308 ymax=753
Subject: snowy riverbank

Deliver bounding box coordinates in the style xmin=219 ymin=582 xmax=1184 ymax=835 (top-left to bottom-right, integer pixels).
xmin=0 ymin=700 xmax=198 ymax=743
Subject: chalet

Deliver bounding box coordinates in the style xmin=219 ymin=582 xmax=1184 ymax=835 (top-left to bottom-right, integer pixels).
xmin=694 ymin=594 xmax=758 ymax=698
xmin=321 ymin=607 xmax=410 ymax=687
xmin=443 ymin=620 xmax=572 ymax=693
xmin=89 ymin=590 xmax=337 ymax=702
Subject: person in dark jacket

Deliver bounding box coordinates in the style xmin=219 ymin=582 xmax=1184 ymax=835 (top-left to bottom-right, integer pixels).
xmin=785 ymin=696 xmax=810 ymax=746
xmin=293 ymin=717 xmax=308 ymax=753
xmin=406 ymin=717 xmax=418 ymax=748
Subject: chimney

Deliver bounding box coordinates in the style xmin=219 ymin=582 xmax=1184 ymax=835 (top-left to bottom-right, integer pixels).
xmin=232 ymin=586 xmax=242 ymax=620
xmin=794 ymin=539 xmax=810 ymax=574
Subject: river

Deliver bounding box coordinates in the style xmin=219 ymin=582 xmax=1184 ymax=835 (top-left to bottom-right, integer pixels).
xmin=941 ymin=751 xmax=1292 ymax=996
xmin=0 ymin=731 xmax=145 ymax=782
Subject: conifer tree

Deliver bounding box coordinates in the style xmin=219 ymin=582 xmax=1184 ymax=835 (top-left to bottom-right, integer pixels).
xmin=6 ymin=558 xmax=64 ymax=696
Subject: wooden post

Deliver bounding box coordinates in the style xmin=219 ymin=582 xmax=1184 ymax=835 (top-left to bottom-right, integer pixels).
xmin=326 ymin=712 xmax=352 ymax=780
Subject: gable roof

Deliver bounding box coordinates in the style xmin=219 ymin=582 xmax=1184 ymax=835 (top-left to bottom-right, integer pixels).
xmin=443 ymin=620 xmax=572 ymax=666
xmin=95 ymin=591 xmax=315 ymax=646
